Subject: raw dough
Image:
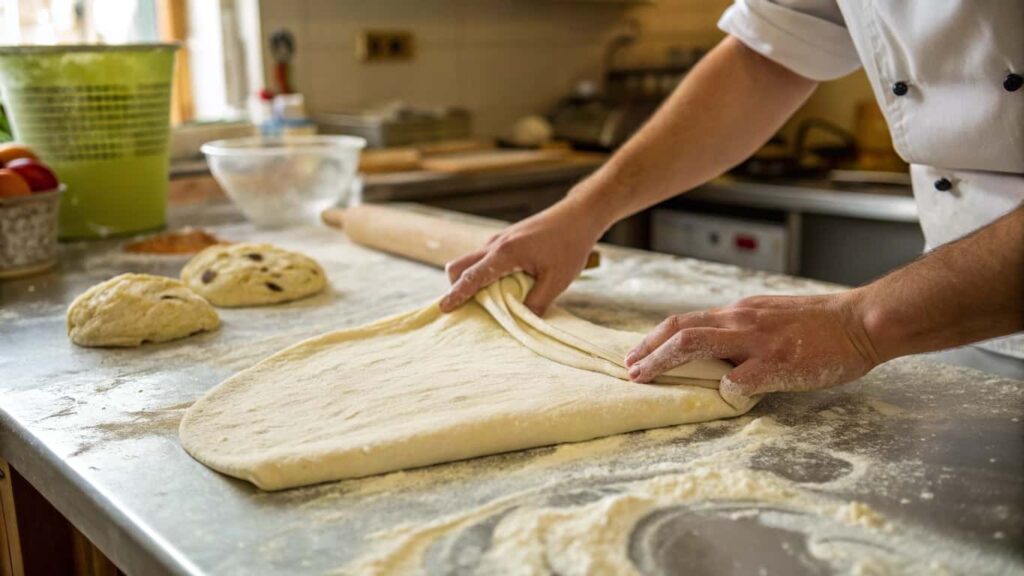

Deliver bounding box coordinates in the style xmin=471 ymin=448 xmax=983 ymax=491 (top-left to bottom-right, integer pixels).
xmin=180 ymin=243 xmax=326 ymax=307
xmin=67 ymin=273 xmax=220 ymax=347
xmin=180 ymin=274 xmax=756 ymax=490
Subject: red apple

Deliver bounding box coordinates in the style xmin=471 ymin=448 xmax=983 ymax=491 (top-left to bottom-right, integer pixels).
xmin=5 ymin=158 xmax=59 ymax=192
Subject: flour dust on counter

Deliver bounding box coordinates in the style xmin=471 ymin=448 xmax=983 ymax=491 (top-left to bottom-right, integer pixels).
xmin=333 ymin=361 xmax=1022 ymax=575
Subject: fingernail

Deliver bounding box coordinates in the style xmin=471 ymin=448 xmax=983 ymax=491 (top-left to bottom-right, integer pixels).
xmin=625 ymin=351 xmax=638 ymax=366
xmin=628 ymin=365 xmax=641 ymax=380
xmin=439 ymin=295 xmax=452 ymax=311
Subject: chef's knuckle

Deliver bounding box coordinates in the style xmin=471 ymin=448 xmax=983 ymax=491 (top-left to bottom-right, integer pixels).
xmin=671 ymin=331 xmax=691 ymax=351
xmin=445 ymin=262 xmax=460 ymax=278
xmin=665 ymin=314 xmax=684 ymax=332
xmin=734 ymin=296 xmax=768 ymax=309
xmin=492 ymin=238 xmax=517 ymax=256
xmin=722 ymin=307 xmax=751 ymax=325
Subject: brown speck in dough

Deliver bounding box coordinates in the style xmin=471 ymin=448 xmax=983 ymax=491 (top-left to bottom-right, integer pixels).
xmin=160 ymin=294 xmax=183 ymax=301
xmin=246 ymin=253 xmax=264 ymax=262
xmin=310 ymin=268 xmax=319 ymax=275
xmin=260 ymin=266 xmax=269 ymax=272
xmin=266 ymin=282 xmax=283 ymax=292
xmin=201 ymin=270 xmax=217 ymax=284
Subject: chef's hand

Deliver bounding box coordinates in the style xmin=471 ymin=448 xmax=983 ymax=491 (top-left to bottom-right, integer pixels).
xmin=624 ymin=292 xmax=882 ymax=397
xmin=440 ymin=196 xmax=607 ymax=316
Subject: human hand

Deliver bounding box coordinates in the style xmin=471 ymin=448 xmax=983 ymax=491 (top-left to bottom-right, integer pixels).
xmin=624 ymin=291 xmax=881 ymax=397
xmin=439 ymin=196 xmax=608 ymax=316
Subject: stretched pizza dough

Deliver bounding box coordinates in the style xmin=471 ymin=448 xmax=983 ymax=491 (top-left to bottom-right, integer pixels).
xmin=180 ymin=274 xmax=756 ymax=490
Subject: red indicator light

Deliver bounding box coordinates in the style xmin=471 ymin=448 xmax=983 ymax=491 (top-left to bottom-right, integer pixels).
xmin=735 ymin=234 xmax=757 ymax=251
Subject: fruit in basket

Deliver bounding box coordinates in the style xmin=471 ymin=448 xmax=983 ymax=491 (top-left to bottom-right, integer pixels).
xmin=0 ymin=143 xmax=38 ymax=166
xmin=0 ymin=169 xmax=31 ymax=198
xmin=5 ymin=158 xmax=59 ymax=192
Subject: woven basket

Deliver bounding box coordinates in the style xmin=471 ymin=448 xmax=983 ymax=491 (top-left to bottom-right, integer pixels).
xmin=0 ymin=186 xmax=63 ymax=278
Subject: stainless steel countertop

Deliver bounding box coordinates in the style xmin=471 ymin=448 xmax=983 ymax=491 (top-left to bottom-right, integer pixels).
xmin=3 ymin=201 xmax=1019 ymax=575
xmin=357 ymin=167 xmax=919 ymax=223
xmin=358 ymin=158 xmax=603 ymax=203
xmin=688 ymin=176 xmax=919 ymax=223
xmin=172 ymin=158 xmax=918 ymax=223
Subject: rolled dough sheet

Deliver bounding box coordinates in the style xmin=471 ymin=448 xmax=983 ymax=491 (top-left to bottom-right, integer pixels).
xmin=179 ymin=274 xmax=757 ymax=490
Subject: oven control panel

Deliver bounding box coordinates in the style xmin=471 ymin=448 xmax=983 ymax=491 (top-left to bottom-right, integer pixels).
xmin=651 ymin=209 xmax=789 ymax=273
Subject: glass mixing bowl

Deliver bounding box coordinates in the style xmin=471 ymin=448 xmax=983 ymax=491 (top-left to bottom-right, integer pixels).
xmin=202 ymin=135 xmax=366 ymax=227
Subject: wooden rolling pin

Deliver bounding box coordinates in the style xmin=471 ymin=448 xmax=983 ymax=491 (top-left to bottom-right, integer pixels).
xmin=322 ymin=204 xmax=600 ymax=270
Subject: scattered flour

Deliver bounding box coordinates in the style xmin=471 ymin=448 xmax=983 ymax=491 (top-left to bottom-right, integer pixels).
xmin=343 ymin=461 xmax=1011 ymax=576
xmin=738 ymin=415 xmax=786 ymax=437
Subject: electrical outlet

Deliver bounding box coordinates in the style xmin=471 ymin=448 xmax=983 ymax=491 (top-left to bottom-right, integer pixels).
xmin=357 ymin=31 xmax=415 ymax=62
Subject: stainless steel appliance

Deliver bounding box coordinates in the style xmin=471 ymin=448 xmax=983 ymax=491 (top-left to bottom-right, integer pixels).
xmin=651 ymin=209 xmax=792 ymax=274
xmin=551 ymin=56 xmax=703 ymax=150
xmin=316 ymin=103 xmax=471 ymax=148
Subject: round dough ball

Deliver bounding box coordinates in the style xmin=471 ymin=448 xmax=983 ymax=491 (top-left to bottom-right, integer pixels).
xmin=511 ymin=115 xmax=553 ymax=147
xmin=67 ymin=273 xmax=220 ymax=347
xmin=180 ymin=243 xmax=326 ymax=307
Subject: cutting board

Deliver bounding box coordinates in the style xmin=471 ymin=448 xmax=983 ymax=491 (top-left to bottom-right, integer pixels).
xmin=358 ymin=148 xmax=423 ymax=173
xmin=358 ymin=139 xmax=496 ymax=173
xmin=420 ymin=149 xmax=570 ymax=174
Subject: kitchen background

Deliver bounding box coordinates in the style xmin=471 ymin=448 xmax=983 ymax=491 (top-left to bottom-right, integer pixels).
xmin=2 ymin=0 xmax=920 ymax=286
xmin=257 ymin=0 xmax=876 ymax=139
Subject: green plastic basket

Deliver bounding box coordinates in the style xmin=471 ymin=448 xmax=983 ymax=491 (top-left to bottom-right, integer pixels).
xmin=0 ymin=44 xmax=177 ymax=239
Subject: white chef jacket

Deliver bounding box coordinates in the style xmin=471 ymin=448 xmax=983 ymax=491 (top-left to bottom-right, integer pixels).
xmin=720 ymin=0 xmax=1024 ymax=357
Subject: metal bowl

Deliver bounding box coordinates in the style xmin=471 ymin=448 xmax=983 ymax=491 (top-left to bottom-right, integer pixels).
xmin=202 ymin=135 xmax=366 ymax=228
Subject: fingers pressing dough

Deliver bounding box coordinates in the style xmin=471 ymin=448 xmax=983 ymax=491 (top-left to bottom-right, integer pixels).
xmin=181 ymin=243 xmax=326 ymax=307
xmin=67 ymin=273 xmax=220 ymax=347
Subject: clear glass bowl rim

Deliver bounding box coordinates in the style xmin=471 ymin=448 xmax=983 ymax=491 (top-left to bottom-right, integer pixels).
xmin=201 ymin=135 xmax=367 ymax=157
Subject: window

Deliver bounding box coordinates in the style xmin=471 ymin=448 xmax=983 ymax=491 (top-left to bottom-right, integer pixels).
xmin=0 ymin=0 xmax=263 ymax=124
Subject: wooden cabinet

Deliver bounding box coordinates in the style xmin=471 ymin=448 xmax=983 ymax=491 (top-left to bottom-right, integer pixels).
xmin=0 ymin=460 xmax=22 ymax=576
xmin=0 ymin=459 xmax=118 ymax=576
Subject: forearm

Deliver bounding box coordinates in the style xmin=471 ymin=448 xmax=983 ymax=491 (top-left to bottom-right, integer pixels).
xmin=854 ymin=203 xmax=1024 ymax=361
xmin=567 ymin=36 xmax=818 ymax=229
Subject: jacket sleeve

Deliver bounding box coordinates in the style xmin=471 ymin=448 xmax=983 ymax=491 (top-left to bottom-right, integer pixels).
xmin=718 ymin=0 xmax=862 ymax=81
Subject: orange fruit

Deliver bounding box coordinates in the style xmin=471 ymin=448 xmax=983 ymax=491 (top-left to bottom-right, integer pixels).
xmin=0 ymin=169 xmax=32 ymax=198
xmin=0 ymin=143 xmax=39 ymax=167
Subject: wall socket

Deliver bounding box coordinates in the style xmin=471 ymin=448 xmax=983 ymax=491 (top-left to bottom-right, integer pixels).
xmin=357 ymin=30 xmax=415 ymax=62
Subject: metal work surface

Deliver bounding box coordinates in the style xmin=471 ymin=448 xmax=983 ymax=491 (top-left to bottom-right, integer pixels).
xmin=1 ymin=201 xmax=1020 ymax=575
xmin=690 ymin=176 xmax=919 ymax=223
xmin=172 ymin=157 xmax=917 ymax=224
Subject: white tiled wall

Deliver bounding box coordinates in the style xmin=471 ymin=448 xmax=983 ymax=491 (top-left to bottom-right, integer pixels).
xmin=258 ymin=0 xmax=732 ymax=137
